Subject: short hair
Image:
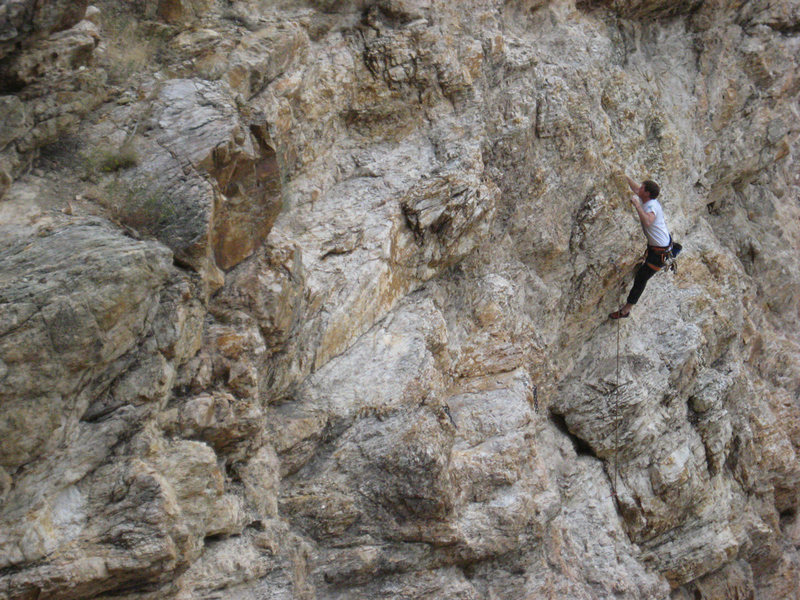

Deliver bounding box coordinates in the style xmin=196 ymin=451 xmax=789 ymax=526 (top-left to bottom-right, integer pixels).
xmin=643 ymin=180 xmax=660 ymax=199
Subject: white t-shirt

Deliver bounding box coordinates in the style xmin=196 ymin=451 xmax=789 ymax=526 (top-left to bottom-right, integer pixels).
xmin=641 ymin=199 xmax=671 ymax=247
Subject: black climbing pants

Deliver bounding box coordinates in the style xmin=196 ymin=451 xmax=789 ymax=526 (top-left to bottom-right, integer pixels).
xmin=626 ymin=248 xmax=662 ymax=305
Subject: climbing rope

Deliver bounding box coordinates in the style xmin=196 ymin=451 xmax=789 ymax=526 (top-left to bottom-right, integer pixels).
xmin=614 ymin=311 xmax=620 ymax=503
xmin=609 ymin=262 xmax=625 ymax=505
xmin=610 ymin=274 xmax=626 ymax=563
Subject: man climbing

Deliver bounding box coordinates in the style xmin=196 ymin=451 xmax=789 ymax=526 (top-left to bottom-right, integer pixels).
xmin=609 ymin=174 xmax=678 ymax=319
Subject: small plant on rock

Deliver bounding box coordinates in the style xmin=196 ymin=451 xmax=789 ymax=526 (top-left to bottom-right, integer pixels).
xmin=102 ymin=179 xmax=176 ymax=236
xmin=89 ymin=144 xmax=139 ymax=174
xmin=96 ymin=4 xmax=173 ymax=86
xmin=82 ymin=141 xmax=139 ymax=179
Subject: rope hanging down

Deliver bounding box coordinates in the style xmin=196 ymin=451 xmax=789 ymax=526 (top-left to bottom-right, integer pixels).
xmin=614 ymin=312 xmax=620 ymax=502
xmin=609 ymin=261 xmax=626 ymax=505
xmin=610 ymin=277 xmax=625 ymax=563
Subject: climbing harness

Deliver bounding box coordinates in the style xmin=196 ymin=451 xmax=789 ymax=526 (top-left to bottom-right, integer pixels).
xmin=644 ymin=238 xmax=682 ymax=272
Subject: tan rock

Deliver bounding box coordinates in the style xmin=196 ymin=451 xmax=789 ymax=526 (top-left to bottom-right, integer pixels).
xmin=157 ymin=0 xmax=213 ymax=24
xmin=238 ymin=445 xmax=280 ymax=518
xmin=149 ymin=438 xmax=245 ymax=545
xmin=226 ymin=23 xmax=310 ymax=99
xmin=0 ymin=19 xmax=100 ymax=90
xmin=178 ymin=391 xmax=265 ymax=458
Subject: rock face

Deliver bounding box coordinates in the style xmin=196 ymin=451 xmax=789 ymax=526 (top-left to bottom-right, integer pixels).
xmin=0 ymin=0 xmax=105 ymax=198
xmin=0 ymin=0 xmax=90 ymax=61
xmin=1 ymin=1 xmax=799 ymax=599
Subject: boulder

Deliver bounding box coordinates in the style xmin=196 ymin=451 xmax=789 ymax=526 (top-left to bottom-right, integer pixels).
xmin=104 ymin=79 xmax=283 ymax=285
xmin=0 ymin=0 xmax=89 ymax=61
xmin=0 ymin=219 xmax=172 ymax=470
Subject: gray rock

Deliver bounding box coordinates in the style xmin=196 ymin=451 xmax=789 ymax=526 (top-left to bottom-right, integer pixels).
xmin=0 ymin=95 xmax=29 ymax=148
xmin=90 ymin=79 xmax=283 ymax=288
xmin=0 ymin=0 xmax=89 ymax=61
xmin=0 ymin=219 xmax=172 ymax=470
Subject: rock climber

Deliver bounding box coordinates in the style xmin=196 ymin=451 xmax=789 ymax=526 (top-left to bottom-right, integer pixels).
xmin=609 ymin=174 xmax=680 ymax=319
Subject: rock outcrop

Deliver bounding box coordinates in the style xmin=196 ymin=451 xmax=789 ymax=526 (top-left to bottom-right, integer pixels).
xmin=1 ymin=0 xmax=799 ymax=599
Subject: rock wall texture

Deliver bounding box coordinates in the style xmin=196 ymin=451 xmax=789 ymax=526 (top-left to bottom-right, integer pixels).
xmin=1 ymin=0 xmax=799 ymax=598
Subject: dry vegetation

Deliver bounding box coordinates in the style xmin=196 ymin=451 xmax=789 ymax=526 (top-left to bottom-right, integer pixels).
xmin=94 ymin=2 xmax=175 ymax=85
xmin=82 ymin=141 xmax=139 ymax=176
xmin=102 ymin=178 xmax=177 ymax=236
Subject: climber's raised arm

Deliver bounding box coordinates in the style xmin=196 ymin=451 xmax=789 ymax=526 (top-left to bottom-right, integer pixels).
xmin=624 ymin=174 xmax=640 ymax=194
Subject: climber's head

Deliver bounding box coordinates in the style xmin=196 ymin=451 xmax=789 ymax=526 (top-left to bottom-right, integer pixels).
xmin=639 ymin=180 xmax=660 ymax=201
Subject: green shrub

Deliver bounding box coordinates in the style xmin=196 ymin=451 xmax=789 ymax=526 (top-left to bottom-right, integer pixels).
xmin=103 ymin=179 xmax=176 ymax=236
xmin=83 ymin=143 xmax=139 ymax=178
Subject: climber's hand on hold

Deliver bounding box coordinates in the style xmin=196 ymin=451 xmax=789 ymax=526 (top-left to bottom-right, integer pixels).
xmin=624 ymin=174 xmax=640 ymax=193
xmin=612 ymin=172 xmax=630 ymax=196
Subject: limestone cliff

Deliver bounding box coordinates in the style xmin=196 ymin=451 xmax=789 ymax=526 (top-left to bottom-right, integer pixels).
xmin=1 ymin=1 xmax=799 ymax=598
